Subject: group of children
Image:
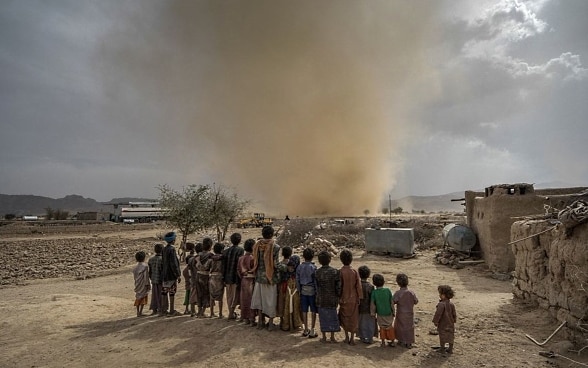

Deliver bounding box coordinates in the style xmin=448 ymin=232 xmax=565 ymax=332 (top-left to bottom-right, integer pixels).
xmin=132 ymin=229 xmax=457 ymax=354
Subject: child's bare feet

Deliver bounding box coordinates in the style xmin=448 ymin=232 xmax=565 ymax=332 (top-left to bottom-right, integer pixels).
xmin=320 ymin=337 xmax=327 ymax=343
xmin=381 ymin=341 xmax=386 ymax=347
xmin=330 ymin=337 xmax=337 ymax=343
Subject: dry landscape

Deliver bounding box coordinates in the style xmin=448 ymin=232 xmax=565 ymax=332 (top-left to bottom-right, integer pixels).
xmin=0 ymin=218 xmax=586 ymax=368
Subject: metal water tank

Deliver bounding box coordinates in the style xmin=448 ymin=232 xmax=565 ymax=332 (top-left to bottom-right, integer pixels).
xmin=442 ymin=224 xmax=476 ymax=252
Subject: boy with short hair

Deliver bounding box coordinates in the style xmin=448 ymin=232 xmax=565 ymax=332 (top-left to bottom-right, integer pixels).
xmin=222 ymin=232 xmax=244 ymax=320
xmin=315 ymin=251 xmax=341 ymax=343
xmin=209 ymin=242 xmax=225 ymax=318
xmin=370 ymin=273 xmax=396 ymax=347
xmin=237 ymin=239 xmax=257 ymax=325
xmin=133 ymin=251 xmax=151 ymax=317
xmin=296 ymin=247 xmax=318 ymax=338
xmin=357 ymin=265 xmax=377 ymax=344
xmin=147 ymin=243 xmax=163 ymax=315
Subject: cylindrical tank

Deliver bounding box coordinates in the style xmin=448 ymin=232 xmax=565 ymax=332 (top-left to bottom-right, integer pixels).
xmin=442 ymin=224 xmax=476 ymax=252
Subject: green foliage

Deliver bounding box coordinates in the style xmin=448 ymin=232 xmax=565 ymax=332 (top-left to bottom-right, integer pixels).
xmin=158 ymin=183 xmax=249 ymax=244
xmin=4 ymin=214 xmax=16 ymax=220
xmin=382 ymin=208 xmax=389 ymax=215
xmin=208 ymin=184 xmax=249 ymax=242
xmin=391 ymin=207 xmax=403 ymax=214
xmin=45 ymin=207 xmax=54 ymax=220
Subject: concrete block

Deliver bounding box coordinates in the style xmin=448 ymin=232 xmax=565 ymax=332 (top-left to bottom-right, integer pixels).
xmin=365 ymin=228 xmax=414 ymax=255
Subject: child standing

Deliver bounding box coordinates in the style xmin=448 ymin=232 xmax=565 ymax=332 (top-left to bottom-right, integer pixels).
xmin=370 ymin=273 xmax=395 ymax=347
xmin=393 ymin=273 xmax=419 ymax=348
xmin=187 ymin=243 xmax=202 ymax=317
xmin=338 ymin=249 xmax=362 ymax=345
xmin=133 ymin=251 xmax=151 ymax=317
xmin=296 ymin=248 xmax=318 ymax=338
xmin=315 ymin=251 xmax=341 ymax=343
xmin=209 ymin=243 xmax=225 ymax=318
xmin=433 ymin=285 xmax=457 ymax=354
xmin=277 ymin=246 xmax=293 ymax=328
xmin=195 ymin=238 xmax=213 ymax=317
xmin=147 ymin=243 xmax=163 ymax=315
xmin=237 ymin=239 xmax=257 ymax=325
xmin=280 ymin=255 xmax=303 ymax=331
xmin=182 ymin=242 xmax=195 ymax=315
xmin=357 ymin=266 xmax=377 ymax=344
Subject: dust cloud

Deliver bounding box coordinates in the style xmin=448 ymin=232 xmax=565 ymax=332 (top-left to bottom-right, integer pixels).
xmin=97 ymin=1 xmax=440 ymax=215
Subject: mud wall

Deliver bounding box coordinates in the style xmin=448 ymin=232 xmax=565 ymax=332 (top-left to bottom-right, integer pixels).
xmin=511 ymin=220 xmax=588 ymax=341
xmin=465 ymin=186 xmax=587 ymax=273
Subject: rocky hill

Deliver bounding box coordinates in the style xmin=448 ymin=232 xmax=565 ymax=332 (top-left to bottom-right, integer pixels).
xmin=0 ymin=194 xmax=154 ymax=216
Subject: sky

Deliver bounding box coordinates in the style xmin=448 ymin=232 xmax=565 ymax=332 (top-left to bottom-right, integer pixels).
xmin=1 ymin=0 xmax=587 ymax=215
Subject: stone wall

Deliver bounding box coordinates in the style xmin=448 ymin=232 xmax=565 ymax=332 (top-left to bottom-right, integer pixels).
xmin=511 ymin=220 xmax=588 ymax=341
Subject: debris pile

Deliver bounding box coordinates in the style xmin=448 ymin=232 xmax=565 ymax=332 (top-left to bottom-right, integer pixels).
xmin=296 ymin=236 xmax=339 ymax=257
xmin=434 ymin=247 xmax=483 ymax=269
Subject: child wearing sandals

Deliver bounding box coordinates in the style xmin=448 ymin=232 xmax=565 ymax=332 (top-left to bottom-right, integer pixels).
xmin=370 ymin=273 xmax=395 ymax=347
xmin=433 ymin=285 xmax=457 ymax=354
xmin=315 ymin=251 xmax=341 ymax=343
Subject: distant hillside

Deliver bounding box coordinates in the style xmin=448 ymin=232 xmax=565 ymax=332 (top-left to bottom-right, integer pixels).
xmin=388 ymin=192 xmax=466 ymax=213
xmin=0 ymin=195 xmax=155 ymax=216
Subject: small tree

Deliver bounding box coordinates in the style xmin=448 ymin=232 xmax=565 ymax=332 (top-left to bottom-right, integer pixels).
xmin=392 ymin=206 xmax=403 ymax=214
xmin=363 ymin=209 xmax=370 ymax=216
xmin=208 ymin=184 xmax=249 ymax=242
xmin=158 ymin=184 xmax=211 ymax=248
xmin=4 ymin=214 xmax=16 ymax=220
xmin=45 ymin=207 xmax=54 ymax=220
xmin=54 ymin=209 xmax=69 ymax=220
xmin=382 ymin=208 xmax=389 ymax=215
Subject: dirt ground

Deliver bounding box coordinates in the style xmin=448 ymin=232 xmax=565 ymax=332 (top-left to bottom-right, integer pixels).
xmin=1 ymin=223 xmax=586 ymax=368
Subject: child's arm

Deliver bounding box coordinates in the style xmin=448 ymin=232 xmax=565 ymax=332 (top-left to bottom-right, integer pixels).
xmin=432 ymin=302 xmax=444 ymax=327
xmin=370 ymin=292 xmax=377 ymax=317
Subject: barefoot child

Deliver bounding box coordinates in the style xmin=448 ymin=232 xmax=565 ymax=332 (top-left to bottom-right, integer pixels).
xmin=296 ymin=248 xmax=318 ymax=338
xmin=209 ymin=242 xmax=225 ymax=318
xmin=370 ymin=274 xmax=395 ymax=347
xmin=357 ymin=266 xmax=377 ymax=344
xmin=237 ymin=239 xmax=257 ymax=325
xmin=182 ymin=242 xmax=195 ymax=315
xmin=147 ymin=244 xmax=163 ymax=315
xmin=433 ymin=285 xmax=457 ymax=354
xmin=338 ymin=249 xmax=362 ymax=345
xmin=393 ymin=273 xmax=419 ymax=348
xmin=315 ymin=251 xmax=341 ymax=343
xmin=133 ymin=251 xmax=151 ymax=317
xmin=195 ymin=238 xmax=213 ymax=317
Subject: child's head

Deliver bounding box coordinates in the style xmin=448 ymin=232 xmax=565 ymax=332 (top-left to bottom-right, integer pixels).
xmin=203 ymin=237 xmax=213 ymax=251
xmin=396 ymin=273 xmax=409 ymax=287
xmin=339 ymin=249 xmax=353 ymax=266
xmin=135 ymin=251 xmax=146 ymax=262
xmin=185 ymin=242 xmax=195 ymax=252
xmin=318 ymin=251 xmax=331 ymax=266
xmin=287 ymin=255 xmax=300 ymax=273
xmin=372 ymin=273 xmax=385 ymax=287
xmin=244 ymin=238 xmax=255 ymax=253
xmin=194 ymin=242 xmax=203 ymax=254
xmin=438 ymin=285 xmax=455 ymax=299
xmin=230 ymin=232 xmax=242 ymax=246
xmin=281 ymin=246 xmax=292 ymax=259
xmin=164 ymin=231 xmax=176 ymax=244
xmin=302 ymin=247 xmax=314 ymax=262
xmin=213 ymin=242 xmax=224 ymax=255
xmin=261 ymin=225 xmax=274 ymax=239
xmin=358 ymin=265 xmax=371 ymax=280
xmin=154 ymin=243 xmax=164 ymax=254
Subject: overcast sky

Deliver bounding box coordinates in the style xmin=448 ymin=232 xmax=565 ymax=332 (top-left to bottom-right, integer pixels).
xmin=1 ymin=0 xmax=586 ymax=215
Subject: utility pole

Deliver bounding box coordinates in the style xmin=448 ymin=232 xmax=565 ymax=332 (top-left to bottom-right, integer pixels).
xmin=389 ymin=194 xmax=392 ymax=223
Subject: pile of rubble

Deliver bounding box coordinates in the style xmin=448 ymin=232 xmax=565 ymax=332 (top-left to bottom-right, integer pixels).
xmin=434 ymin=247 xmax=483 ymax=269
xmin=295 ymin=236 xmax=340 ymax=258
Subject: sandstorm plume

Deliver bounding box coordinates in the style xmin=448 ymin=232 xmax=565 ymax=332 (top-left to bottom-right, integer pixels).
xmin=96 ymin=1 xmax=440 ymax=215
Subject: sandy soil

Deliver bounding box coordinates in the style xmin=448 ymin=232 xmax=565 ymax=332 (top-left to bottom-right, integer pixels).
xmin=0 ymin=225 xmax=585 ymax=368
